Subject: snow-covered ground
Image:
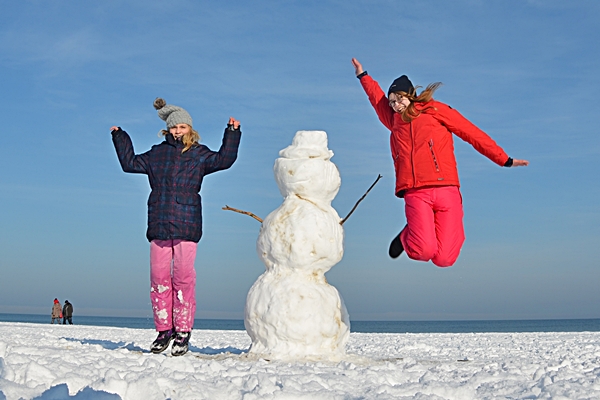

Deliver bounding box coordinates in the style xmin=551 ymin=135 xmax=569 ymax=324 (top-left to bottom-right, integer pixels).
xmin=1 ymin=322 xmax=599 ymax=399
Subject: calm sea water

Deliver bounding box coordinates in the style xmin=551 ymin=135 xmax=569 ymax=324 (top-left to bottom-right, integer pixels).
xmin=1 ymin=313 xmax=599 ymax=333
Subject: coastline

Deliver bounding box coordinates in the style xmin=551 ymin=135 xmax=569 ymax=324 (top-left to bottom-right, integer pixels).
xmin=1 ymin=313 xmax=599 ymax=333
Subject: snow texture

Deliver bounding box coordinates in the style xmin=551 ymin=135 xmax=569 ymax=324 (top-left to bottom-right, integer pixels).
xmin=245 ymin=131 xmax=350 ymax=361
xmin=1 ymin=322 xmax=600 ymax=399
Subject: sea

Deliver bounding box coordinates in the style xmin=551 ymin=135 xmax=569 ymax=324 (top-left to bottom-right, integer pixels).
xmin=1 ymin=313 xmax=599 ymax=333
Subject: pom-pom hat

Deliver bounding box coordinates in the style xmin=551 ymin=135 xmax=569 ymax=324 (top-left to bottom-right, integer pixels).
xmin=153 ymin=98 xmax=193 ymax=129
xmin=388 ymin=75 xmax=414 ymax=96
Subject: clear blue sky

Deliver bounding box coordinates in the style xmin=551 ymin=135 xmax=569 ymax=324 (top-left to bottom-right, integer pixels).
xmin=1 ymin=1 xmax=598 ymax=321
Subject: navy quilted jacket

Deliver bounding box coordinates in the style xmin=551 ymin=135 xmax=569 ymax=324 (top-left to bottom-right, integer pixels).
xmin=112 ymin=126 xmax=241 ymax=243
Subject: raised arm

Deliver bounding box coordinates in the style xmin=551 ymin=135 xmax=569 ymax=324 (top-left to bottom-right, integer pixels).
xmin=111 ymin=127 xmax=151 ymax=174
xmin=203 ymin=118 xmax=242 ymax=175
xmin=352 ymin=58 xmax=395 ymax=130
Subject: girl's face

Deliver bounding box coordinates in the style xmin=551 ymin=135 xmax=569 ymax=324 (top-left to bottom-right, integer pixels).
xmin=388 ymin=93 xmax=410 ymax=113
xmin=169 ymin=123 xmax=191 ymax=140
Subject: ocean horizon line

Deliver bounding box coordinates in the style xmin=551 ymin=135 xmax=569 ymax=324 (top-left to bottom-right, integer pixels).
xmin=2 ymin=311 xmax=600 ymax=323
xmin=2 ymin=313 xmax=599 ymax=334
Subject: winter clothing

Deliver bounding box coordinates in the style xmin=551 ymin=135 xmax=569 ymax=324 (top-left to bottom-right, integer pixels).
xmin=111 ymin=126 xmax=241 ymax=243
xmin=151 ymin=328 xmax=176 ymax=354
xmin=401 ymin=186 xmax=465 ymax=267
xmin=112 ymin=114 xmax=241 ymax=336
xmin=154 ymin=98 xmax=193 ymax=129
xmin=51 ymin=299 xmax=62 ymax=324
xmin=62 ymin=300 xmax=73 ymax=325
xmin=389 ymin=231 xmax=404 ymax=258
xmin=359 ymin=73 xmax=509 ymax=198
xmin=150 ymin=239 xmax=197 ymax=332
xmin=388 ymin=75 xmax=414 ymax=95
xmin=358 ymin=72 xmax=511 ymax=267
xmin=171 ymin=331 xmax=191 ymax=356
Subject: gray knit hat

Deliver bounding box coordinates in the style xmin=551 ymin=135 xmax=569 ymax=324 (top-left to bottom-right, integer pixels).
xmin=153 ymin=98 xmax=193 ymax=129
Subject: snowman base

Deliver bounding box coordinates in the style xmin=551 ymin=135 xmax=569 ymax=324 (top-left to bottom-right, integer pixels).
xmin=245 ymin=269 xmax=350 ymax=361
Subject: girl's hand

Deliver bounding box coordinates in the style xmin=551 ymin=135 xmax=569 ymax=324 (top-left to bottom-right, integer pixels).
xmin=512 ymin=159 xmax=529 ymax=167
xmin=228 ymin=117 xmax=240 ymax=129
xmin=110 ymin=126 xmax=119 ymax=132
xmin=351 ymin=58 xmax=364 ymax=76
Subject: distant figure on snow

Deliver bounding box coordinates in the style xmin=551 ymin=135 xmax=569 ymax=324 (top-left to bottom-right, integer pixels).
xmin=111 ymin=98 xmax=241 ymax=356
xmin=352 ymin=58 xmax=529 ymax=267
xmin=62 ymin=300 xmax=73 ymax=325
xmin=51 ymin=298 xmax=62 ymax=324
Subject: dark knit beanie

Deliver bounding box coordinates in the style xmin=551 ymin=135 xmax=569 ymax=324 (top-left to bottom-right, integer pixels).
xmin=388 ymin=75 xmax=414 ymax=95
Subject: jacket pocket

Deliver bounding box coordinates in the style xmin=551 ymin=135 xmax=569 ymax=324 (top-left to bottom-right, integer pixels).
xmin=175 ymin=193 xmax=200 ymax=224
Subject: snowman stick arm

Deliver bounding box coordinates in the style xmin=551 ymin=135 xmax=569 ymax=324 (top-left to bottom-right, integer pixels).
xmin=222 ymin=205 xmax=264 ymax=223
xmin=340 ymin=174 xmax=382 ymax=225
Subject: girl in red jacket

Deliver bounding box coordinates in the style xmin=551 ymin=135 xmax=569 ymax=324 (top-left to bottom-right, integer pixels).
xmin=352 ymin=58 xmax=528 ymax=267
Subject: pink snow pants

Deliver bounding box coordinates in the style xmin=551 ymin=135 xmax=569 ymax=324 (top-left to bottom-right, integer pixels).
xmin=150 ymin=239 xmax=197 ymax=332
xmin=400 ymin=186 xmax=465 ymax=267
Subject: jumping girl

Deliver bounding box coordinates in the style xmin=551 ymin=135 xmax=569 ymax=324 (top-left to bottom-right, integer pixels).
xmin=111 ymin=98 xmax=241 ymax=355
xmin=352 ymin=58 xmax=528 ymax=267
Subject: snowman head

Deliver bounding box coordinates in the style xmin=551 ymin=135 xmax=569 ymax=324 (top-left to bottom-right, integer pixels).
xmin=274 ymin=131 xmax=341 ymax=203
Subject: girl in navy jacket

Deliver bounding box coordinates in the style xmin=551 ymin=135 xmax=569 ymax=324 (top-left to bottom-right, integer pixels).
xmin=111 ymin=98 xmax=241 ymax=356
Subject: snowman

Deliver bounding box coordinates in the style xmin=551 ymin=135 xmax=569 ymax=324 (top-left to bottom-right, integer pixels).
xmin=244 ymin=130 xmax=350 ymax=361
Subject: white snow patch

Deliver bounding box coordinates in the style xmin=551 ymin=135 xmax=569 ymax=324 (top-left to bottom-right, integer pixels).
xmin=155 ymin=309 xmax=168 ymax=321
xmin=1 ymin=322 xmax=600 ymax=399
xmin=156 ymin=285 xmax=169 ymax=294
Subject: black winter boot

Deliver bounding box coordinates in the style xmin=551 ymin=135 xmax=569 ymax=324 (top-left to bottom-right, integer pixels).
xmin=389 ymin=227 xmax=406 ymax=259
xmin=171 ymin=331 xmax=191 ymax=356
xmin=150 ymin=328 xmax=175 ymax=354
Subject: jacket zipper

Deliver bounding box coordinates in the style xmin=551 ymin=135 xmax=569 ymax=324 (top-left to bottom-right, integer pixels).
xmin=410 ymin=122 xmax=416 ymax=186
xmin=429 ymin=139 xmax=440 ymax=172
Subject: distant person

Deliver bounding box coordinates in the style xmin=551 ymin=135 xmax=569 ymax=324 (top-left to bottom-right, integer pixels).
xmin=111 ymin=98 xmax=241 ymax=356
xmin=62 ymin=300 xmax=73 ymax=325
xmin=351 ymin=58 xmax=529 ymax=267
xmin=51 ymin=298 xmax=62 ymax=324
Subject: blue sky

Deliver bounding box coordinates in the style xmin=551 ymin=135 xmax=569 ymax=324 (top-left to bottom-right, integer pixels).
xmin=1 ymin=0 xmax=598 ymax=321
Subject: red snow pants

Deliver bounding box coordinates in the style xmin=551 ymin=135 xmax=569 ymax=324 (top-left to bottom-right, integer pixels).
xmin=400 ymin=186 xmax=465 ymax=267
xmin=150 ymin=239 xmax=197 ymax=332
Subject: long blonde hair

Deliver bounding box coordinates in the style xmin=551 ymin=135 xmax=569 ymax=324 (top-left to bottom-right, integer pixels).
xmin=160 ymin=125 xmax=201 ymax=153
xmin=394 ymin=82 xmax=443 ymax=123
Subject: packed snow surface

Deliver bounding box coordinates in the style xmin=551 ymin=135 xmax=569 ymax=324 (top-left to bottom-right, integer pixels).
xmin=1 ymin=322 xmax=600 ymax=399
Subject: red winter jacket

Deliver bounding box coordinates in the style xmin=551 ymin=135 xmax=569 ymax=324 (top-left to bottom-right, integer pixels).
xmin=359 ymin=74 xmax=509 ymax=197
